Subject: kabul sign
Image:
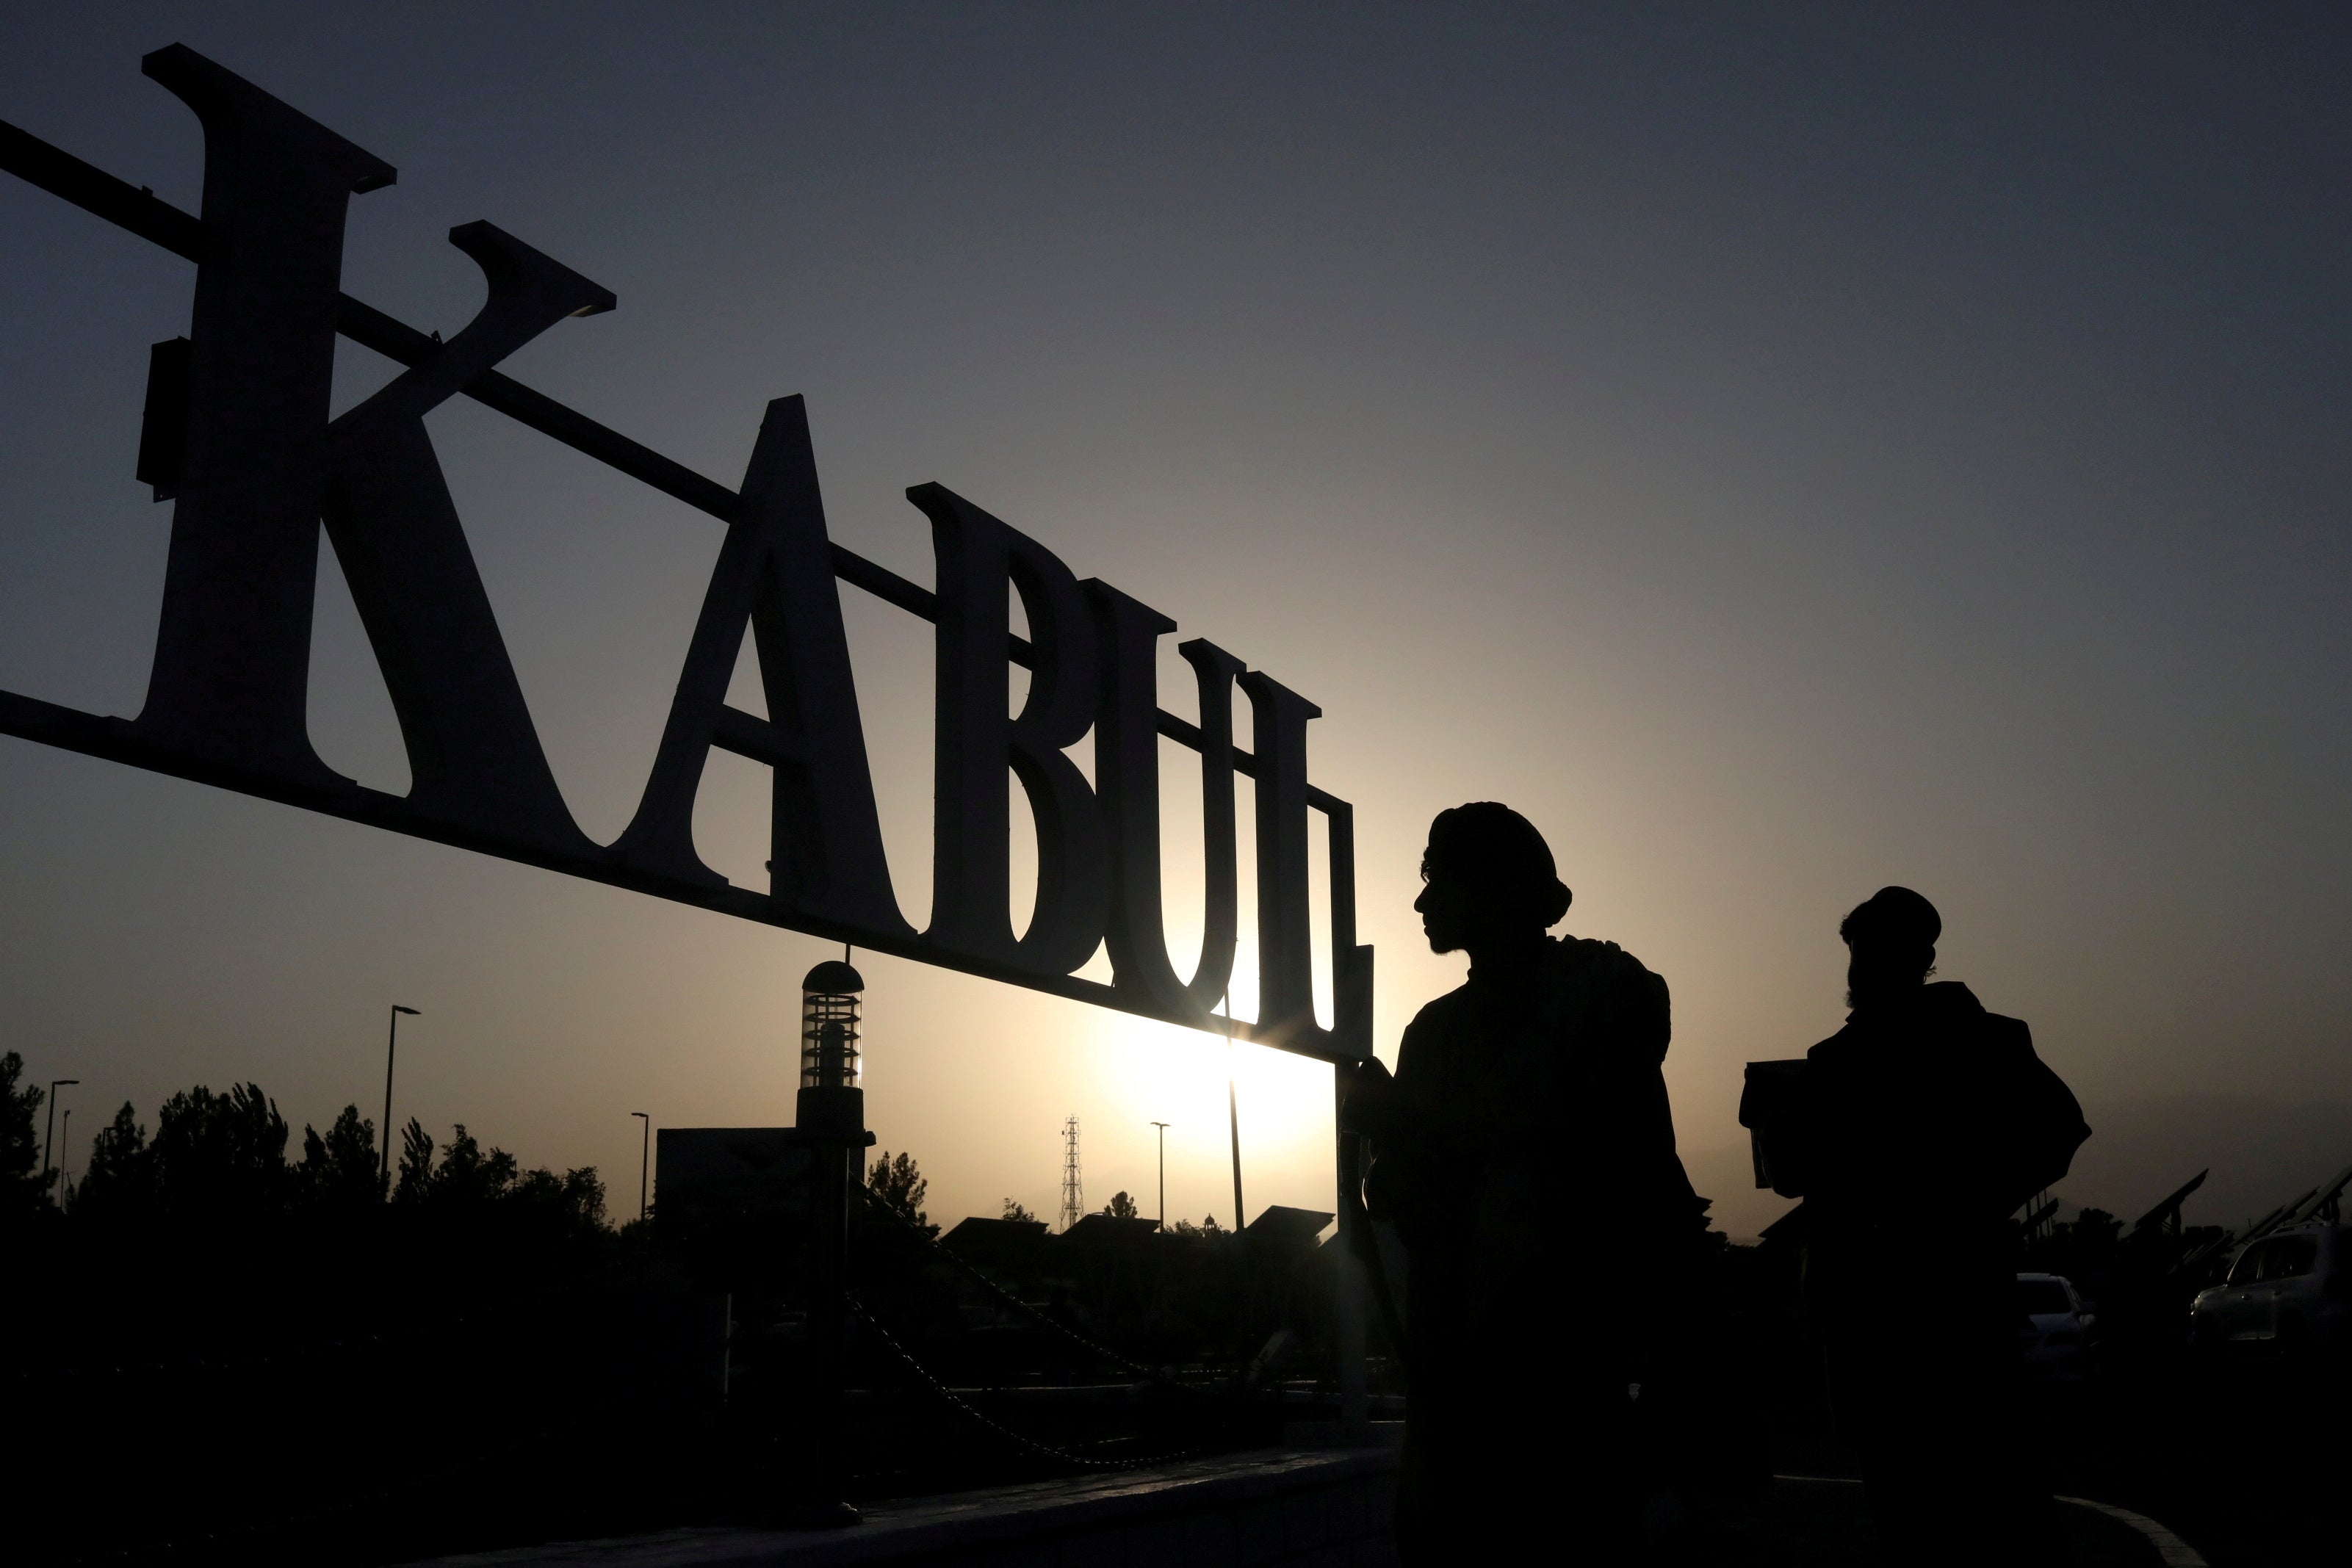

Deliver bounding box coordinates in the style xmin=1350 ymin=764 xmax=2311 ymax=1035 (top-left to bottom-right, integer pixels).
xmin=0 ymin=46 xmax=1371 ymax=1063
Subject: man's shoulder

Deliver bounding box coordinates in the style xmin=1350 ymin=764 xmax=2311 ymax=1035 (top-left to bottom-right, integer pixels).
xmin=1396 ymin=983 xmax=1476 ymax=1081
xmin=1551 ymin=935 xmax=1666 ymax=1000
xmin=1925 ymin=983 xmax=2035 ymax=1052
xmin=1551 ymin=933 xmax=1651 ymax=974
xmin=1404 ymin=983 xmax=1477 ymax=1038
xmin=1980 ymin=1005 xmax=2032 ymax=1040
xmin=1808 ymin=986 xmax=2038 ymax=1066
xmin=1806 ymin=1024 xmax=1859 ymax=1063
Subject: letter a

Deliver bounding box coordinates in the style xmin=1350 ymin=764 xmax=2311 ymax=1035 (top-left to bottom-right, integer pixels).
xmin=614 ymin=397 xmax=909 ymax=937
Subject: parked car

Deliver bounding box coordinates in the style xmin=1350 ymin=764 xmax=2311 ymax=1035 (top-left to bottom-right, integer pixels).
xmin=2018 ymin=1272 xmax=2096 ymax=1379
xmin=2188 ymin=1222 xmax=2352 ymax=1356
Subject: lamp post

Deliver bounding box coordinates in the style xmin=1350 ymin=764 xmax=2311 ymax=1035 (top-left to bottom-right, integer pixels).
xmin=631 ymin=1111 xmax=650 ymax=1224
xmin=57 ymin=1107 xmax=71 ymax=1206
xmin=794 ymin=958 xmax=870 ymax=1528
xmin=1227 ymin=1075 xmax=1244 ymax=1234
xmin=40 ymin=1079 xmax=76 ymax=1202
xmin=1148 ymin=1121 xmax=1169 ymax=1230
xmin=380 ymin=1005 xmax=420 ymax=1198
xmin=1220 ymin=990 xmax=1244 ymax=1234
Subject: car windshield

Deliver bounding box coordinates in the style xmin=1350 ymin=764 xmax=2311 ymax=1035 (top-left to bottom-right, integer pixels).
xmin=2017 ymin=1279 xmax=2071 ymax=1315
xmin=2259 ymin=1238 xmax=2319 ymax=1281
xmin=2230 ymin=1237 xmax=2320 ymax=1285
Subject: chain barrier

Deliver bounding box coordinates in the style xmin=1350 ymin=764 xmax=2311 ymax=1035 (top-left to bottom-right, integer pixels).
xmin=848 ymin=1295 xmax=1225 ymax=1473
xmin=856 ymin=1185 xmax=1214 ymax=1394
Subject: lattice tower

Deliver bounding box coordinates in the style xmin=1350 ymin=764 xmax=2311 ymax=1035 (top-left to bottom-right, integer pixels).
xmin=1059 ymin=1116 xmax=1083 ymax=1232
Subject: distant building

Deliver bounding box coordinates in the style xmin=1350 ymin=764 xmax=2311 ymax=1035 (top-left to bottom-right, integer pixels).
xmin=1058 ymin=1213 xmax=1163 ymax=1247
xmin=941 ymin=1215 xmax=1051 ymax=1268
xmin=1244 ymin=1205 xmax=1335 ymax=1248
xmin=654 ymin=1127 xmax=818 ymax=1292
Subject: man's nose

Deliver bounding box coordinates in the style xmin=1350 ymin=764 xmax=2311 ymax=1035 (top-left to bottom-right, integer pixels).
xmin=1413 ymin=884 xmax=1432 ymax=914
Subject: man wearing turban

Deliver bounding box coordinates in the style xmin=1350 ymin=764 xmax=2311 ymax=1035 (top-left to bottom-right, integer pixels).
xmin=1351 ymin=802 xmax=1709 ymax=1561
xmin=1776 ymin=887 xmax=2088 ymax=1565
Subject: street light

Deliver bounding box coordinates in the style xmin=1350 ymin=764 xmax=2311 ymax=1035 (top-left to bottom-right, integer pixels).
xmin=1148 ymin=1121 xmax=1169 ymax=1230
xmin=380 ymin=1005 xmax=420 ymax=1198
xmin=40 ymin=1079 xmax=76 ymax=1202
xmin=1220 ymin=988 xmax=1244 ymax=1235
xmin=798 ymin=960 xmax=864 ymax=1106
xmin=57 ymin=1106 xmax=72 ymax=1206
xmin=794 ymin=958 xmax=869 ymax=1528
xmin=631 ymin=1111 xmax=650 ymax=1224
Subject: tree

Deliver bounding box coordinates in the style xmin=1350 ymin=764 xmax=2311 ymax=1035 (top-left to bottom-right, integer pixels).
xmin=509 ymin=1164 xmax=607 ymax=1234
xmin=429 ymin=1124 xmax=521 ymax=1206
xmin=0 ymin=1050 xmax=43 ymax=1215
xmin=387 ymin=1116 xmax=606 ymax=1240
xmin=150 ymin=1083 xmax=289 ymax=1217
xmin=297 ymin=1106 xmax=378 ymax=1209
xmin=2025 ymin=1205 xmax=2125 ymax=1283
xmin=1002 ymin=1198 xmax=1036 ymax=1224
xmin=1172 ymin=1214 xmax=1223 ymax=1237
xmin=1103 ymin=1191 xmax=1139 ymax=1220
xmin=75 ymin=1102 xmax=156 ymax=1218
xmin=867 ymin=1150 xmax=936 ymax=1235
xmin=393 ymin=1118 xmax=436 ymax=1202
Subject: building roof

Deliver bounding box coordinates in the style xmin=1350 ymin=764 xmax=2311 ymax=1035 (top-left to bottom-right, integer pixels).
xmin=942 ymin=1215 xmax=1050 ymax=1254
xmin=1244 ymin=1205 xmax=1335 ymax=1245
xmin=1058 ymin=1213 xmax=1163 ymax=1244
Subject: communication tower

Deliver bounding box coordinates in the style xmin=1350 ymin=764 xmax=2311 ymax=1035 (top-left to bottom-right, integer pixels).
xmin=1059 ymin=1116 xmax=1083 ymax=1232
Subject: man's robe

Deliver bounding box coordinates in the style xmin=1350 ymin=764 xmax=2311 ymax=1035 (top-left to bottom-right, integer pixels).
xmin=1794 ymin=980 xmax=2088 ymax=1567
xmin=1366 ymin=935 xmax=1707 ymax=1560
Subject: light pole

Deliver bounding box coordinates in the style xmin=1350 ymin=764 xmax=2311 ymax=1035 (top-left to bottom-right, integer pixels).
xmin=40 ymin=1079 xmax=76 ymax=1202
xmin=57 ymin=1108 xmax=71 ymax=1204
xmin=631 ymin=1111 xmax=650 ymax=1224
xmin=1148 ymin=1121 xmax=1169 ymax=1230
xmin=1220 ymin=989 xmax=1244 ymax=1234
xmin=794 ymin=958 xmax=870 ymax=1528
xmin=380 ymin=1005 xmax=420 ymax=1198
xmin=1227 ymin=1074 xmax=1244 ymax=1234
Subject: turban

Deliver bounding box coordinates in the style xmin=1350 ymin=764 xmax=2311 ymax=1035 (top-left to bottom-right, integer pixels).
xmin=1840 ymin=886 xmax=1941 ymax=953
xmin=1424 ymin=802 xmax=1573 ymax=928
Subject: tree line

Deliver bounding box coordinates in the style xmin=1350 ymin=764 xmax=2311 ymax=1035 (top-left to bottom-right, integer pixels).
xmin=1 ymin=1048 xmax=607 ymax=1236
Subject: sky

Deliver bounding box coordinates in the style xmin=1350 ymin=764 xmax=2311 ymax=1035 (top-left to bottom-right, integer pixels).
xmin=2 ymin=4 xmax=2348 ymax=1240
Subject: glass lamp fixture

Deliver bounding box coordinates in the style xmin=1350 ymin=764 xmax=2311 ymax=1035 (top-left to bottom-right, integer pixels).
xmin=796 ymin=959 xmax=867 ymax=1141
xmin=799 ymin=959 xmax=864 ymax=1089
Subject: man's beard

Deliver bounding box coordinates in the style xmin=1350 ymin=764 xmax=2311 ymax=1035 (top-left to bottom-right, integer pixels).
xmin=1847 ymin=973 xmax=1931 ymax=1010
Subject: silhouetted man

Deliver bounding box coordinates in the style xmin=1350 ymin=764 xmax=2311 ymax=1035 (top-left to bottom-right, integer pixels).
xmin=1786 ymin=887 xmax=2088 ymax=1566
xmin=1350 ymin=803 xmax=1706 ymax=1563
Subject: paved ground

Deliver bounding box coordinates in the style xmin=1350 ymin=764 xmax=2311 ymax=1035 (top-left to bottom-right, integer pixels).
xmin=404 ymin=1448 xmax=1399 ymax=1567
xmin=402 ymin=1453 xmax=2202 ymax=1567
xmin=1648 ymin=1478 xmax=2191 ymax=1566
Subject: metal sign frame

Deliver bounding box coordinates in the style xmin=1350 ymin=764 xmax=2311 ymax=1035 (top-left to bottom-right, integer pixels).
xmin=0 ymin=46 xmax=1373 ymax=1065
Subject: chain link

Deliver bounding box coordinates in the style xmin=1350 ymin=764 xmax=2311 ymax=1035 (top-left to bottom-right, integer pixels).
xmin=857 ymin=1185 xmax=1215 ymax=1393
xmin=848 ymin=1296 xmax=1225 ymax=1472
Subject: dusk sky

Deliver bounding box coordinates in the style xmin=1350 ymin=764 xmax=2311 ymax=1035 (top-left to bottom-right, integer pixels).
xmin=4 ymin=4 xmax=2348 ymax=1239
